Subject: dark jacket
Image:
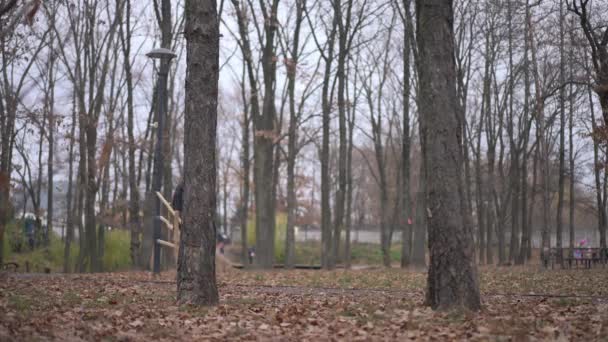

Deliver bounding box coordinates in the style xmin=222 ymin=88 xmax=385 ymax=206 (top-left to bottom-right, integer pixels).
xmin=172 ymin=182 xmax=184 ymax=211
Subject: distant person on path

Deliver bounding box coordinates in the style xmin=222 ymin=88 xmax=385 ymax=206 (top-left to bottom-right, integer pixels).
xmin=248 ymin=247 xmax=255 ymax=265
xmin=23 ymin=215 xmax=35 ymax=250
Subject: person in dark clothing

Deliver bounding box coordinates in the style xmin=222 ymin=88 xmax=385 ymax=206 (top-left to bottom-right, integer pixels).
xmin=24 ymin=216 xmax=35 ymax=250
xmin=248 ymin=247 xmax=255 ymax=265
xmin=172 ymin=181 xmax=184 ymax=212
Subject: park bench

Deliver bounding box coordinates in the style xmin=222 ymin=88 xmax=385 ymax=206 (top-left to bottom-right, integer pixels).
xmin=545 ymin=247 xmax=608 ymax=269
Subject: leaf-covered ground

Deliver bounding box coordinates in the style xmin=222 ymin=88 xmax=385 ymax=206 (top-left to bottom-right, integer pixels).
xmin=1 ymin=267 xmax=607 ymax=341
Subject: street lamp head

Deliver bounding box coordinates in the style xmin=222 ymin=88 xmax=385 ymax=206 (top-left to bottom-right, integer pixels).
xmin=146 ymin=47 xmax=177 ymax=60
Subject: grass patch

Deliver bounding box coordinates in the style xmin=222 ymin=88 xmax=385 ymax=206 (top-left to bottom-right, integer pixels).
xmin=4 ymin=221 xmax=132 ymax=273
xmin=62 ymin=291 xmax=82 ymax=306
xmin=102 ymin=229 xmax=131 ymax=271
xmin=233 ymin=239 xmax=405 ymax=266
xmin=7 ymin=294 xmax=34 ymax=313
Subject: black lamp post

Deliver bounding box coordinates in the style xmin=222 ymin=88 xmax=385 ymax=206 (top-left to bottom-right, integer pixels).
xmin=147 ymin=47 xmax=176 ymax=275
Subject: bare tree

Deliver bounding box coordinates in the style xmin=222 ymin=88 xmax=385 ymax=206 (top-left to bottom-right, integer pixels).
xmin=568 ymin=0 xmax=608 ymax=249
xmin=178 ymin=0 xmax=219 ymax=306
xmin=416 ymin=0 xmax=480 ymax=311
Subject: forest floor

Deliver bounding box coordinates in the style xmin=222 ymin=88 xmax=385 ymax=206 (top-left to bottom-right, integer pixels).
xmin=1 ymin=266 xmax=608 ymax=341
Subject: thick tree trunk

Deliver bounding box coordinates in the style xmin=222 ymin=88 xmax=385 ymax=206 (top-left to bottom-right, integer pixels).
xmin=178 ymin=0 xmax=219 ymax=306
xmin=416 ymin=0 xmax=480 ymax=311
xmin=253 ymin=0 xmax=281 ymax=269
xmin=590 ymin=83 xmax=607 ymax=252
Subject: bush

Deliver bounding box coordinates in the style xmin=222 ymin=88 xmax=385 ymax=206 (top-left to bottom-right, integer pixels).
xmin=5 ymin=220 xmax=24 ymax=254
xmin=2 ymin=225 xmax=11 ymax=261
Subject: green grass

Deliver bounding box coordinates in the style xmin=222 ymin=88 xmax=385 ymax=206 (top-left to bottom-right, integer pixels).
xmin=102 ymin=229 xmax=131 ymax=271
xmin=235 ymin=239 xmax=404 ymax=265
xmin=349 ymin=243 xmax=402 ymax=264
xmin=3 ymin=220 xmax=132 ymax=272
xmin=244 ymin=213 xmax=404 ymax=265
xmin=246 ymin=213 xmax=288 ymax=261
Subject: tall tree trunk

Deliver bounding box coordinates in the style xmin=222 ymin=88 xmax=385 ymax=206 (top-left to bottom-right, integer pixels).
xmin=590 ymin=78 xmax=606 ymax=253
xmin=63 ymin=93 xmax=77 ymax=273
xmin=416 ymin=0 xmax=480 ymax=311
xmin=239 ymin=63 xmax=250 ymax=266
xmin=568 ymin=25 xmax=575 ymax=255
xmin=528 ymin=7 xmax=551 ymax=264
xmin=345 ymin=106 xmax=355 ymax=268
xmin=161 ymin=0 xmax=174 ymax=269
xmin=555 ymin=0 xmax=566 ymax=266
xmin=528 ymin=147 xmax=539 ymax=261
xmin=85 ymin=122 xmax=99 ymax=272
xmin=320 ymin=13 xmax=337 ymax=269
xmin=475 ymin=113 xmax=485 ymax=265
xmin=253 ymin=0 xmax=281 ymax=269
xmin=118 ymin=0 xmax=142 ymax=269
xmin=517 ymin=1 xmax=532 ymax=265
xmin=284 ymin=0 xmax=305 ymax=269
xmin=506 ymin=0 xmax=519 ymax=264
xmin=178 ymin=0 xmax=219 ymax=306
xmin=76 ymin=148 xmax=86 ymax=273
xmin=332 ymin=0 xmax=351 ymax=267
xmin=46 ymin=23 xmax=56 ymax=249
xmin=400 ymin=0 xmax=412 ymax=268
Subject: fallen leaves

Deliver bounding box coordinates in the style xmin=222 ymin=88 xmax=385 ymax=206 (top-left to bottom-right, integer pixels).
xmin=0 ymin=267 xmax=607 ymax=341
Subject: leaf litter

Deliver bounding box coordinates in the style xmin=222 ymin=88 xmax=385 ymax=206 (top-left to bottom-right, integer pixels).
xmin=1 ymin=266 xmax=607 ymax=341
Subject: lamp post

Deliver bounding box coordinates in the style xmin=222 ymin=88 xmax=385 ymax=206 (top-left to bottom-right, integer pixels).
xmin=147 ymin=47 xmax=176 ymax=275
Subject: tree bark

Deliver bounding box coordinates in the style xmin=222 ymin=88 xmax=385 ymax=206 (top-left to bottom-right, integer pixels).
xmin=568 ymin=24 xmax=575 ymax=255
xmin=411 ymin=173 xmax=426 ymax=268
xmin=64 ymin=92 xmax=77 ymax=273
xmin=178 ymin=0 xmax=220 ymax=306
xmin=46 ymin=15 xmax=56 ymax=250
xmin=517 ymin=0 xmax=532 ymax=265
xmin=320 ymin=10 xmax=337 ymax=269
xmin=118 ymin=0 xmax=142 ymax=269
xmin=285 ymin=0 xmax=306 ymax=269
xmin=239 ymin=62 xmax=250 ymax=266
xmin=416 ymin=0 xmax=481 ymax=311
xmin=555 ymin=0 xmax=566 ymax=266
xmin=400 ymin=0 xmax=412 ymax=268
